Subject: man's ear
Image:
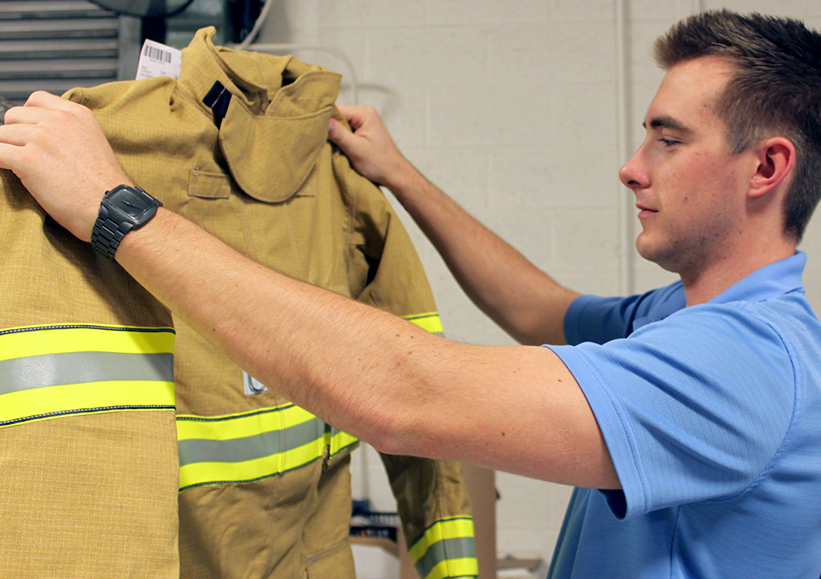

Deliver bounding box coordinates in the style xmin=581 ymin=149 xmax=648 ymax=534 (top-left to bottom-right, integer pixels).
xmin=749 ymin=137 xmax=796 ymax=198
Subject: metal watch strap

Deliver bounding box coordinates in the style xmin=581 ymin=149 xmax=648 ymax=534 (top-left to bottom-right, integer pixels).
xmin=91 ymin=214 xmax=126 ymax=261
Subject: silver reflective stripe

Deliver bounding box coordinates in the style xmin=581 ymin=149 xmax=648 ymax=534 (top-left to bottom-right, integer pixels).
xmin=0 ymin=352 xmax=174 ymax=395
xmin=178 ymin=416 xmax=324 ymax=467
xmin=415 ymin=537 xmax=477 ymax=579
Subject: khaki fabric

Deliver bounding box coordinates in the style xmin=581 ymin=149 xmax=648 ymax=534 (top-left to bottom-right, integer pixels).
xmin=0 ymin=175 xmax=179 ymax=575
xmin=67 ymin=28 xmax=476 ymax=579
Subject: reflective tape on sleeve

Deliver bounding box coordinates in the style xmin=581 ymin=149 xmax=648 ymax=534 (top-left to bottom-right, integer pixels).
xmin=0 ymin=325 xmax=175 ymax=429
xmin=417 ymin=558 xmax=480 ymax=579
xmin=402 ymin=312 xmax=444 ymax=336
xmin=329 ymin=426 xmax=359 ymax=456
xmin=177 ymin=404 xmax=358 ymax=492
xmin=409 ymin=517 xmax=478 ymax=579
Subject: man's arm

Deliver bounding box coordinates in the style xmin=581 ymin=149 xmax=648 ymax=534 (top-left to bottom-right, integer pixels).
xmin=329 ymin=106 xmax=580 ymax=346
xmin=0 ymin=92 xmax=619 ymax=489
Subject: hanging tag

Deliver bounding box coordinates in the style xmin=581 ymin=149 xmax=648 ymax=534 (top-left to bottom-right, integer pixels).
xmin=136 ymin=39 xmax=182 ymax=80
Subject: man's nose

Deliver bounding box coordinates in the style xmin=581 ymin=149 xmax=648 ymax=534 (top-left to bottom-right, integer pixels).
xmin=619 ymin=148 xmax=649 ymax=190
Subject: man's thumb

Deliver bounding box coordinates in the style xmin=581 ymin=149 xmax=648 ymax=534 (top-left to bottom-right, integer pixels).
xmin=328 ymin=118 xmax=354 ymax=151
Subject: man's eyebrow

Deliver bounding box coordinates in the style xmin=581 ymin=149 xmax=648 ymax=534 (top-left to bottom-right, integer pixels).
xmin=641 ymin=116 xmax=693 ymax=133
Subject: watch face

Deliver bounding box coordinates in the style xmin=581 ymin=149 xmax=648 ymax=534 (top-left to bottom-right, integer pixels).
xmin=109 ymin=187 xmax=156 ymax=221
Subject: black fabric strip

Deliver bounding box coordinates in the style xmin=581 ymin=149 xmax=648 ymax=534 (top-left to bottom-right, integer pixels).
xmin=202 ymin=80 xmax=232 ymax=126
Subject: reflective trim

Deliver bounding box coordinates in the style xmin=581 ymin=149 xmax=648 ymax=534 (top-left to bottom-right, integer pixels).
xmin=0 ymin=325 xmax=176 ymax=429
xmin=418 ymin=558 xmax=480 ymax=579
xmin=179 ymin=419 xmax=319 ymax=465
xmin=177 ymin=404 xmax=358 ymax=492
xmin=409 ymin=517 xmax=478 ymax=579
xmin=178 ymin=435 xmax=326 ymax=492
xmin=0 ymin=381 xmax=176 ymax=428
xmin=0 ymin=352 xmax=173 ymax=394
xmin=330 ymin=426 xmax=359 ymax=456
xmin=402 ymin=312 xmax=444 ymax=336
xmin=0 ymin=324 xmax=175 ymax=360
xmin=177 ymin=404 xmax=317 ymax=442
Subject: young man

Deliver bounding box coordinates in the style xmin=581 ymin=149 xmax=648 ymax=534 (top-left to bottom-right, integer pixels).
xmin=0 ymin=9 xmax=819 ymax=579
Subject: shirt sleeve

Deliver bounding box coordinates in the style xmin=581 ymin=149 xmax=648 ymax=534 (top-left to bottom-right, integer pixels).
xmin=563 ymin=282 xmax=685 ymax=345
xmin=549 ymin=303 xmax=795 ymax=520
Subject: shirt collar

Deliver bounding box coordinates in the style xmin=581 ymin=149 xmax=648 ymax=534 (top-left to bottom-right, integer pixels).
xmin=709 ymin=251 xmax=806 ymax=306
xmin=630 ymin=251 xmax=806 ymax=332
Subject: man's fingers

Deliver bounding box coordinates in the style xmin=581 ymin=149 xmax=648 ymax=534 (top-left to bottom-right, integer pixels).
xmin=328 ymin=117 xmax=355 ymax=149
xmin=0 ymin=122 xmax=35 ymax=147
xmin=5 ymin=92 xmax=97 ymax=133
xmin=336 ymin=104 xmax=358 ymax=123
xmin=24 ymin=90 xmax=72 ymax=111
xmin=1 ymin=104 xmax=48 ymax=130
xmin=0 ymin=142 xmax=23 ymax=172
xmin=336 ymin=104 xmax=362 ymax=130
xmin=336 ymin=104 xmax=379 ymax=132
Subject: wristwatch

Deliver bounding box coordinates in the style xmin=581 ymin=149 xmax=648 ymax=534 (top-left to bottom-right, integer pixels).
xmin=91 ymin=184 xmax=162 ymax=260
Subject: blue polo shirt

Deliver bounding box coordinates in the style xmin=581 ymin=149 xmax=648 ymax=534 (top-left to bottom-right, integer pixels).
xmin=546 ymin=252 xmax=821 ymax=578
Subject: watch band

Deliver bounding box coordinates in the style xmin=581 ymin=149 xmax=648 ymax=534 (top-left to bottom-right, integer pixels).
xmin=90 ymin=213 xmax=127 ymax=261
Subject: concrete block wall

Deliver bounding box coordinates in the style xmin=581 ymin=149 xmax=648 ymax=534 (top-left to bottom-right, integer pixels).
xmin=258 ymin=0 xmax=821 ymax=567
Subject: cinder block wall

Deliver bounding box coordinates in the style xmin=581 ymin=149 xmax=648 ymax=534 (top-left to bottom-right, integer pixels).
xmin=260 ymin=0 xmax=821 ymax=565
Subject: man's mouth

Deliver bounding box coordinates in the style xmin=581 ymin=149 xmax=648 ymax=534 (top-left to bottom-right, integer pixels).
xmin=636 ymin=204 xmax=658 ymax=219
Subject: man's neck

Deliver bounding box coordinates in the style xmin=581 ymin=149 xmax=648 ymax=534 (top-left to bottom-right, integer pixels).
xmin=681 ymin=243 xmax=796 ymax=306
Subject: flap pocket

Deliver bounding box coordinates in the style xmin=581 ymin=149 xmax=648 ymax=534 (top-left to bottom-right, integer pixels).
xmin=188 ymin=168 xmax=231 ymax=199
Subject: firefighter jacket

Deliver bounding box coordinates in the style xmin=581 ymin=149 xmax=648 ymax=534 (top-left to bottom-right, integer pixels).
xmin=0 ymin=177 xmax=179 ymax=573
xmin=65 ymin=27 xmax=478 ymax=579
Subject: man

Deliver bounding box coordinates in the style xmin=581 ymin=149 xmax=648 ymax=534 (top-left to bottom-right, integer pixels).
xmin=0 ymin=9 xmax=819 ymax=579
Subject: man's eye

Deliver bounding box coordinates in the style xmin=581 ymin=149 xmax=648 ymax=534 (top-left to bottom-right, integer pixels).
xmin=658 ymin=137 xmax=680 ymax=147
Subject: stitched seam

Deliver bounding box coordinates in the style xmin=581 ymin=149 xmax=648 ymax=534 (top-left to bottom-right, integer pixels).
xmin=0 ymin=405 xmax=175 ymax=427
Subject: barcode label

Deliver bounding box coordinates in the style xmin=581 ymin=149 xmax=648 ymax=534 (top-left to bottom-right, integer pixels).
xmin=136 ymin=39 xmax=182 ymax=80
xmin=143 ymin=43 xmax=172 ymax=63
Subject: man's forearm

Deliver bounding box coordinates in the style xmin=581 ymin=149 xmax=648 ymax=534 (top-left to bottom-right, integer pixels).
xmin=116 ymin=208 xmax=618 ymax=489
xmin=387 ymin=163 xmax=580 ymax=346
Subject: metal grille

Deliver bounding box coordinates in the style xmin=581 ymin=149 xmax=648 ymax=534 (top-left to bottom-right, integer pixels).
xmin=0 ymin=1 xmax=126 ymax=104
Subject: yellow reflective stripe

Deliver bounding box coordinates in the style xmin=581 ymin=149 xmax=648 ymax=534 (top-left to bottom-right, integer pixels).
xmin=177 ymin=404 xmax=360 ymax=491
xmin=176 ymin=404 xmax=315 ymax=441
xmin=420 ymin=558 xmax=479 ymax=579
xmin=179 ymin=435 xmax=325 ymax=490
xmin=402 ymin=312 xmax=443 ymax=334
xmin=409 ymin=517 xmax=476 ymax=563
xmin=281 ymin=434 xmax=326 ymax=472
xmin=177 ymin=404 xmax=348 ymax=491
xmin=0 ymin=324 xmax=174 ymax=361
xmin=0 ymin=380 xmax=175 ymax=428
xmin=0 ymin=325 xmax=175 ymax=428
xmin=330 ymin=429 xmax=359 ymax=455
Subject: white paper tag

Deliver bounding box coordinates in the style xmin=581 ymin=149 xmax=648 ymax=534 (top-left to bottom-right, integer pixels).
xmin=136 ymin=39 xmax=182 ymax=80
xmin=243 ymin=371 xmax=269 ymax=396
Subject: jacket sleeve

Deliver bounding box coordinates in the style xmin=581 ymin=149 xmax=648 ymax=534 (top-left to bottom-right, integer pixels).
xmin=336 ymin=150 xmax=479 ymax=579
xmin=0 ymin=128 xmax=180 ymax=578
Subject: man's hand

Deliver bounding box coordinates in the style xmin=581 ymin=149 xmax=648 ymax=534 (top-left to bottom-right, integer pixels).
xmin=328 ymin=105 xmax=414 ymax=191
xmin=0 ymin=91 xmax=131 ymax=242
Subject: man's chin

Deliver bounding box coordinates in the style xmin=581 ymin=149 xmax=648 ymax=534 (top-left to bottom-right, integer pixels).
xmin=636 ymin=238 xmax=680 ymax=273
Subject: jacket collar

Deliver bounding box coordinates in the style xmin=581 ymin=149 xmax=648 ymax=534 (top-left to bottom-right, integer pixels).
xmin=177 ymin=27 xmax=342 ymax=203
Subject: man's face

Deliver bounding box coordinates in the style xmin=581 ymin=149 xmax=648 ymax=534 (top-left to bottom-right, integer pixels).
xmin=619 ymin=57 xmax=756 ymax=279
